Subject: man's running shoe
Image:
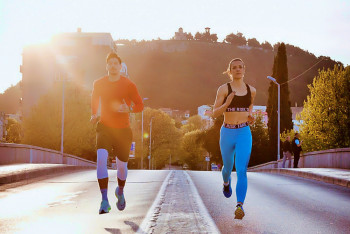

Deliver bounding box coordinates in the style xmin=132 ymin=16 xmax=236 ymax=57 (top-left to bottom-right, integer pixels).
xmin=115 ymin=187 xmax=126 ymax=211
xmin=223 ymin=177 xmax=232 ymax=198
xmin=99 ymin=200 xmax=111 ymax=214
xmin=234 ymin=204 xmax=245 ymax=219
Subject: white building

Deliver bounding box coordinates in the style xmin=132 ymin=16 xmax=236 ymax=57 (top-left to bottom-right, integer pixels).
xmin=198 ymin=105 xmax=212 ymax=120
xmin=174 ymin=28 xmax=188 ymax=40
xmin=198 ymin=105 xmax=213 ymax=129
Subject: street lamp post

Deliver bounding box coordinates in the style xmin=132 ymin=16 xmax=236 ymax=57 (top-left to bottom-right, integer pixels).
xmin=59 ymin=72 xmax=67 ymax=164
xmin=141 ymin=98 xmax=148 ymax=169
xmin=61 ymin=75 xmax=65 ymax=162
xmin=267 ymin=76 xmax=281 ymax=162
xmin=149 ymin=117 xmax=154 ymax=170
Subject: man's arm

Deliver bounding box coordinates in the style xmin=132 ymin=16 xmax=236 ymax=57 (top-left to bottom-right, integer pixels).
xmin=128 ymin=82 xmax=144 ymax=113
xmin=91 ymin=81 xmax=99 ymax=123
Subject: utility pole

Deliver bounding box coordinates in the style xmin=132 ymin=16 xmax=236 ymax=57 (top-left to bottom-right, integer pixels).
xmin=149 ymin=117 xmax=154 ymax=170
xmin=267 ymin=76 xmax=281 ymax=161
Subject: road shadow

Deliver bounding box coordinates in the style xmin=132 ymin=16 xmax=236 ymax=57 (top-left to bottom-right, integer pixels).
xmin=105 ymin=228 xmax=121 ymax=234
xmin=124 ymin=220 xmax=139 ymax=232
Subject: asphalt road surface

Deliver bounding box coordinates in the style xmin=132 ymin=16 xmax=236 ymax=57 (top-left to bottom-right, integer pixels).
xmin=1 ymin=170 xmax=349 ymax=234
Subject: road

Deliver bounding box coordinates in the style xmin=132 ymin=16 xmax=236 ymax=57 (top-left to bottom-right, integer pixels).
xmin=1 ymin=170 xmax=349 ymax=233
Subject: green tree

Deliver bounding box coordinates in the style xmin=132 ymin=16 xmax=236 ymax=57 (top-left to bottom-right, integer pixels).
xmin=195 ymin=32 xmax=202 ymax=41
xmin=181 ymin=115 xmax=204 ymax=133
xmin=181 ymin=129 xmax=205 ymax=169
xmin=225 ymin=32 xmax=246 ymax=46
xmin=261 ymin=41 xmax=273 ymax=50
xmin=267 ymin=43 xmax=293 ymax=160
xmin=210 ymin=34 xmax=218 ymax=43
xmin=298 ymin=65 xmax=350 ymax=152
xmin=187 ymin=33 xmax=194 ymax=40
xmin=6 ymin=118 xmax=22 ymax=143
xmin=247 ymin=38 xmax=260 ymax=47
xmin=139 ymin=108 xmax=182 ymax=169
xmin=249 ymin=112 xmax=270 ymax=166
xmin=22 ymin=82 xmax=96 ymax=161
xmin=197 ymin=115 xmax=223 ymax=164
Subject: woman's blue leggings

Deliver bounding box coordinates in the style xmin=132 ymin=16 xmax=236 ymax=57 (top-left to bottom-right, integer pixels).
xmin=220 ymin=125 xmax=252 ymax=203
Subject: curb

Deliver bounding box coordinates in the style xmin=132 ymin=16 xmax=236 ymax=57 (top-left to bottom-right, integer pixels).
xmin=249 ymin=169 xmax=350 ymax=188
xmin=0 ymin=165 xmax=95 ymax=185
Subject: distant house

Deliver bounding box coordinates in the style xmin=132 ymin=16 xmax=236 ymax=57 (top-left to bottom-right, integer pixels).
xmin=291 ymin=106 xmax=304 ymax=132
xmin=252 ymin=106 xmax=268 ymax=126
xmin=159 ymin=108 xmax=190 ymax=123
xmin=197 ymin=105 xmax=213 ymax=129
xmin=198 ymin=105 xmax=211 ymax=121
xmin=174 ymin=27 xmax=188 ymax=40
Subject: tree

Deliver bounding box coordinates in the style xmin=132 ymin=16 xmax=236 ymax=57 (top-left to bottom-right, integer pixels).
xmin=22 ymin=82 xmax=96 ymax=161
xmin=201 ymin=31 xmax=211 ymax=42
xmin=247 ymin=38 xmax=260 ymax=47
xmin=181 ymin=129 xmax=205 ymax=169
xmin=249 ymin=112 xmax=270 ymax=166
xmin=181 ymin=115 xmax=204 ymax=133
xmin=187 ymin=32 xmax=194 ymax=40
xmin=138 ymin=108 xmax=182 ymax=169
xmin=225 ymin=33 xmax=235 ymax=44
xmin=210 ymin=34 xmax=218 ymax=43
xmin=224 ymin=32 xmax=246 ymax=46
xmin=197 ymin=115 xmax=223 ymax=164
xmin=261 ymin=41 xmax=273 ymax=50
xmin=6 ymin=118 xmax=22 ymax=143
xmin=266 ymin=43 xmax=293 ymax=161
xmin=298 ymin=65 xmax=350 ymax=152
xmin=195 ymin=32 xmax=202 ymax=41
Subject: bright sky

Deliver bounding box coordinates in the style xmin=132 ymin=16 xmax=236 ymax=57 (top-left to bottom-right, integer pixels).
xmin=1 ymin=0 xmax=349 ymax=93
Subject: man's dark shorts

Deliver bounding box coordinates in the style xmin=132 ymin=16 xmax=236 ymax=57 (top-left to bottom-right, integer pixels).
xmin=96 ymin=122 xmax=133 ymax=162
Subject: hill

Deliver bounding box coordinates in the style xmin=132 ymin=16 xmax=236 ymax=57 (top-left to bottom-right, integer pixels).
xmin=117 ymin=40 xmax=338 ymax=114
xmin=0 ymin=40 xmax=339 ymax=115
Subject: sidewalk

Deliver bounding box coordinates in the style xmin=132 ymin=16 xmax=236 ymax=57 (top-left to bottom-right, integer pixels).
xmin=0 ymin=163 xmax=95 ymax=186
xmin=249 ymin=168 xmax=350 ymax=188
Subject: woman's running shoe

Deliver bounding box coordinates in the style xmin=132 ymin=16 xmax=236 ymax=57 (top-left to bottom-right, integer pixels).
xmin=234 ymin=204 xmax=245 ymax=219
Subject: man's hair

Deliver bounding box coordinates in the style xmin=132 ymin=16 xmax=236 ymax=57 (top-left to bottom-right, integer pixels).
xmin=106 ymin=52 xmax=122 ymax=64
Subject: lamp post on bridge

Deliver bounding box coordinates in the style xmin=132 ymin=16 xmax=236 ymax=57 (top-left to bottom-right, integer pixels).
xmin=149 ymin=117 xmax=154 ymax=170
xmin=267 ymin=76 xmax=281 ymax=162
xmin=141 ymin=97 xmax=148 ymax=169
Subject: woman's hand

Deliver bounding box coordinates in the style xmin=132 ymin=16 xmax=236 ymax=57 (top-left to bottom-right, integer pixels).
xmin=204 ymin=109 xmax=213 ymax=117
xmin=225 ymin=91 xmax=236 ymax=106
xmin=248 ymin=114 xmax=255 ymax=125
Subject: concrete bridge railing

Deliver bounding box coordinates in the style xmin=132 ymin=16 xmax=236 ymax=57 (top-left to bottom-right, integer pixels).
xmin=0 ymin=143 xmax=96 ymax=167
xmin=249 ymin=148 xmax=350 ymax=171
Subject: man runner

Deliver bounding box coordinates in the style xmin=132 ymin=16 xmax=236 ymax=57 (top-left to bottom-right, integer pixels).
xmin=91 ymin=52 xmax=144 ymax=214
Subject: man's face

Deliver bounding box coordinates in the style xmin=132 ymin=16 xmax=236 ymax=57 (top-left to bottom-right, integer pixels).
xmin=106 ymin=58 xmax=121 ymax=75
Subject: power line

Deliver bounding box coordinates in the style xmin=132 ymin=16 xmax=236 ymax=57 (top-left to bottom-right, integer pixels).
xmin=281 ymin=57 xmax=327 ymax=86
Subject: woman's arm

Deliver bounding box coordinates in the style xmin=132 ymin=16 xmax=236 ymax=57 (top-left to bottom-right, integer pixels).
xmin=205 ymin=85 xmax=235 ymax=118
xmin=248 ymin=86 xmax=256 ymax=124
